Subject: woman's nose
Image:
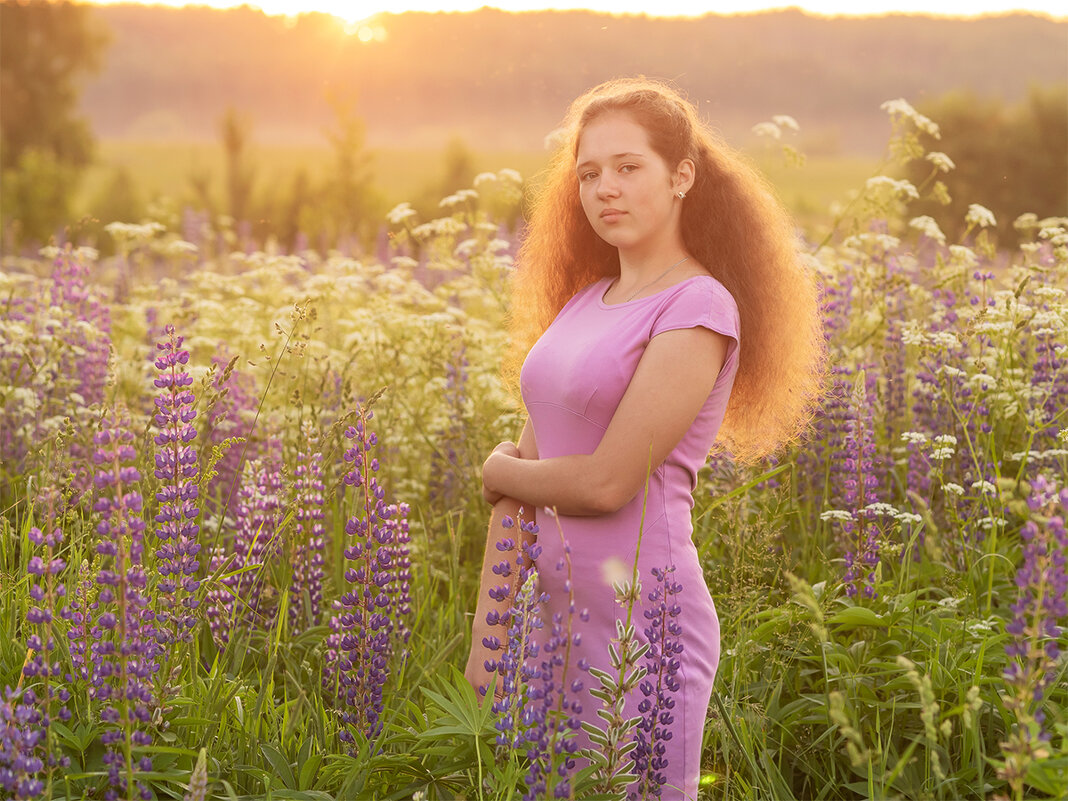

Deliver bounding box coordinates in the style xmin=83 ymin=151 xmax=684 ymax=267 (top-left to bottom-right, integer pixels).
xmin=596 ymin=174 xmax=620 ymax=199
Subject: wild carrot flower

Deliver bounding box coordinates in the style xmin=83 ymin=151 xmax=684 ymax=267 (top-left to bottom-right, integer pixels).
xmin=153 ymin=325 xmax=202 ymax=642
xmin=631 ymin=566 xmax=684 ymax=800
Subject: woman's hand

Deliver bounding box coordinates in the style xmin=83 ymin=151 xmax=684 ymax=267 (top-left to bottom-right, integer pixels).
xmin=482 ymin=441 xmax=520 ymax=505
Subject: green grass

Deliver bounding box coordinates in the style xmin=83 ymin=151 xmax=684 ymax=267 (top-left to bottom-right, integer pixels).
xmin=75 ymin=138 xmax=877 ymax=236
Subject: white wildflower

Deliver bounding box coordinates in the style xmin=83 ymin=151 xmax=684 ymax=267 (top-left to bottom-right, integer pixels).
xmin=909 ymin=215 xmax=946 ymax=245
xmin=454 ymin=238 xmax=479 ymax=259
xmin=843 ymin=232 xmax=901 ymax=251
xmin=162 ymin=239 xmax=198 ymax=257
xmin=925 ymin=151 xmax=955 ymax=173
xmin=863 ymin=502 xmax=900 ymax=518
xmin=1059 ymin=429 xmax=1068 ymax=443
xmin=865 ymin=175 xmax=920 ymax=201
xmin=752 ymin=122 xmax=781 ymax=140
xmin=390 ymin=256 xmax=419 ymax=270
xmin=929 ymin=331 xmax=959 ymax=349
xmin=900 ymin=321 xmax=927 ymax=347
xmin=948 ymin=245 xmax=978 ymax=269
xmin=966 ymin=618 xmax=997 ymax=636
xmin=965 ymin=204 xmax=996 ymax=229
xmin=820 ymin=509 xmax=855 ymax=522
xmin=896 ymin=512 xmax=923 ymax=525
xmin=977 ymin=516 xmax=1007 ymax=530
xmin=498 ymin=168 xmax=523 ymax=185
xmin=1013 ymin=212 xmax=1039 ymax=232
xmin=968 ymin=373 xmax=996 ymax=391
xmin=970 ymin=480 xmax=998 ymax=496
xmin=937 ymin=596 xmax=964 ymax=610
xmin=1032 ymin=286 xmax=1065 ymax=301
xmin=473 ymin=172 xmax=498 ymax=188
xmin=880 ymin=98 xmax=941 ymax=138
xmin=942 ymin=483 xmax=965 ymax=496
xmin=1039 ymin=225 xmax=1068 ymax=247
xmin=901 ymin=431 xmax=929 ymax=445
xmin=386 ymin=203 xmax=417 ymax=225
xmin=931 ymin=434 xmax=957 ymax=460
xmin=773 ymin=114 xmax=800 ymax=131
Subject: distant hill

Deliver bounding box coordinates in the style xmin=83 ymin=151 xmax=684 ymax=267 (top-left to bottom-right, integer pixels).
xmin=79 ymin=5 xmax=1067 ymax=154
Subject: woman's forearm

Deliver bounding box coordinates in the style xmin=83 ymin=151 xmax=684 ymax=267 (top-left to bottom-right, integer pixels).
xmin=482 ymin=450 xmax=630 ymax=516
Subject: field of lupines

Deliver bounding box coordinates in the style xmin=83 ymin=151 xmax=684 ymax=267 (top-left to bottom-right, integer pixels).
xmin=1 ymin=101 xmax=1066 ymax=801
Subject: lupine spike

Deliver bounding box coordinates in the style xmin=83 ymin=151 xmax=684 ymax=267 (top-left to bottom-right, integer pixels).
xmin=152 ymin=324 xmax=203 ymax=643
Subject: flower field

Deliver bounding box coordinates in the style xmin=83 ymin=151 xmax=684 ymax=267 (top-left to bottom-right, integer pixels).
xmin=1 ymin=104 xmax=1066 ymax=800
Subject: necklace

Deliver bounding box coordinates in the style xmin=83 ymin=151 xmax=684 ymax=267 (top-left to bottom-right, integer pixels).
xmin=617 ymin=256 xmax=690 ymax=303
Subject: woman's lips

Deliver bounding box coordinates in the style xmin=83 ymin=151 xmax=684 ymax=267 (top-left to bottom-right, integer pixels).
xmin=600 ymin=209 xmax=625 ymax=222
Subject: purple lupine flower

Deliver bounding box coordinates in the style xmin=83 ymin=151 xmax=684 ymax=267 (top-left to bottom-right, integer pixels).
xmin=153 ymin=325 xmax=202 ymax=642
xmin=324 ymin=408 xmax=412 ymax=744
xmin=207 ymin=455 xmax=285 ymax=645
xmin=479 ymin=514 xmax=587 ymax=800
xmin=428 ymin=340 xmax=470 ymax=510
xmin=631 ymin=566 xmax=684 ymax=800
xmin=1030 ymin=327 xmax=1067 ymax=448
xmin=289 ymin=423 xmax=327 ymax=630
xmin=205 ymin=352 xmax=258 ymax=521
xmin=0 ymin=687 xmax=45 ymax=799
xmin=90 ymin=414 xmax=158 ymax=801
xmin=1003 ymin=474 xmax=1067 ymax=737
xmin=0 ymin=250 xmax=110 ymax=498
xmin=520 ymin=530 xmax=587 ymax=801
xmin=831 ymin=370 xmax=883 ymax=598
xmin=23 ymin=504 xmax=73 ymax=783
xmin=61 ymin=560 xmax=94 ymax=685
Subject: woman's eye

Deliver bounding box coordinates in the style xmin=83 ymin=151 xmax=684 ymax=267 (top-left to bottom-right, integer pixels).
xmin=620 ymin=164 xmax=638 ymax=173
xmin=581 ymin=171 xmax=598 ymax=182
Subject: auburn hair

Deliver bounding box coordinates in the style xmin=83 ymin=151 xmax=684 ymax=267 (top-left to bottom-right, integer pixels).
xmin=504 ymin=77 xmax=825 ymax=463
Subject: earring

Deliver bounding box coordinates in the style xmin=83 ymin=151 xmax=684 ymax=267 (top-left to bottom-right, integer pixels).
xmin=677 ymin=191 xmax=686 ymax=199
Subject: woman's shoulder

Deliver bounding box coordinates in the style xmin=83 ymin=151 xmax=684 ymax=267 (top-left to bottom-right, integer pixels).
xmin=651 ymin=273 xmax=740 ymax=339
xmin=663 ymin=273 xmax=737 ymax=312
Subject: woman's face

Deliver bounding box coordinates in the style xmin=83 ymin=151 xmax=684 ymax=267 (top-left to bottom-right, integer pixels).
xmin=575 ymin=110 xmax=690 ymax=258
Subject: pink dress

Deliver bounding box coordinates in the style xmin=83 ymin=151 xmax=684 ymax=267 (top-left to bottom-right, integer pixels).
xmin=520 ymin=274 xmax=740 ymax=800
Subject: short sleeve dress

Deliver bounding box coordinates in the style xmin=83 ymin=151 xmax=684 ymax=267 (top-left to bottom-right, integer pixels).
xmin=520 ymin=273 xmax=740 ymax=800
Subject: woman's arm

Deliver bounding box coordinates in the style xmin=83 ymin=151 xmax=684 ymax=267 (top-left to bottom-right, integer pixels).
xmin=481 ymin=326 xmax=728 ymax=516
xmin=464 ymin=419 xmax=538 ymax=694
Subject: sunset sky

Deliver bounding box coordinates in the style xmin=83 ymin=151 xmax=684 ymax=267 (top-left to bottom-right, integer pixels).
xmin=88 ymin=0 xmax=1067 ymax=24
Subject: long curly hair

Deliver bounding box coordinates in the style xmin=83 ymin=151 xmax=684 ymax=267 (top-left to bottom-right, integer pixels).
xmin=505 ymin=77 xmax=824 ymax=463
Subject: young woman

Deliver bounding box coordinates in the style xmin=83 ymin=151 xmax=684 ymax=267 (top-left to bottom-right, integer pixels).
xmin=466 ymin=77 xmax=824 ymax=798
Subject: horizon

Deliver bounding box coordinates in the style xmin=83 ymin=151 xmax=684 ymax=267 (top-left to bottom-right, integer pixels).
xmin=85 ymin=0 xmax=1068 ymax=24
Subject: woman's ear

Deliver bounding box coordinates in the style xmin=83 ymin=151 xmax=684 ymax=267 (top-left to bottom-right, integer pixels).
xmin=674 ymin=158 xmax=696 ymax=196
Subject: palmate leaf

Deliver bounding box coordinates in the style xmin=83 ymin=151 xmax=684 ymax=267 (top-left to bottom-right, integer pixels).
xmin=417 ymin=666 xmax=496 ymax=740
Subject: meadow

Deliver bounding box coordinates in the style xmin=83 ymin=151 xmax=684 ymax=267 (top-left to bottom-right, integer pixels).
xmin=1 ymin=101 xmax=1066 ymax=800
xmin=72 ymin=139 xmax=878 ymax=243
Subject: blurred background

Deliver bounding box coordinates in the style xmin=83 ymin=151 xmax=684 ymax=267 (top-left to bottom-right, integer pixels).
xmin=1 ymin=0 xmax=1065 ymax=255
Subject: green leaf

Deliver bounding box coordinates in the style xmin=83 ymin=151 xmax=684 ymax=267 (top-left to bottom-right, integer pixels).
xmin=261 ymin=743 xmax=297 ymax=788
xmin=828 ymin=606 xmax=888 ymax=629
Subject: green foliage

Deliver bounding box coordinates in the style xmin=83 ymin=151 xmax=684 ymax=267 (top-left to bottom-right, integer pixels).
xmin=0 ymin=0 xmax=108 ymax=245
xmin=904 ymin=85 xmax=1068 ymax=246
xmin=1 ymin=105 xmax=1066 ymax=799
